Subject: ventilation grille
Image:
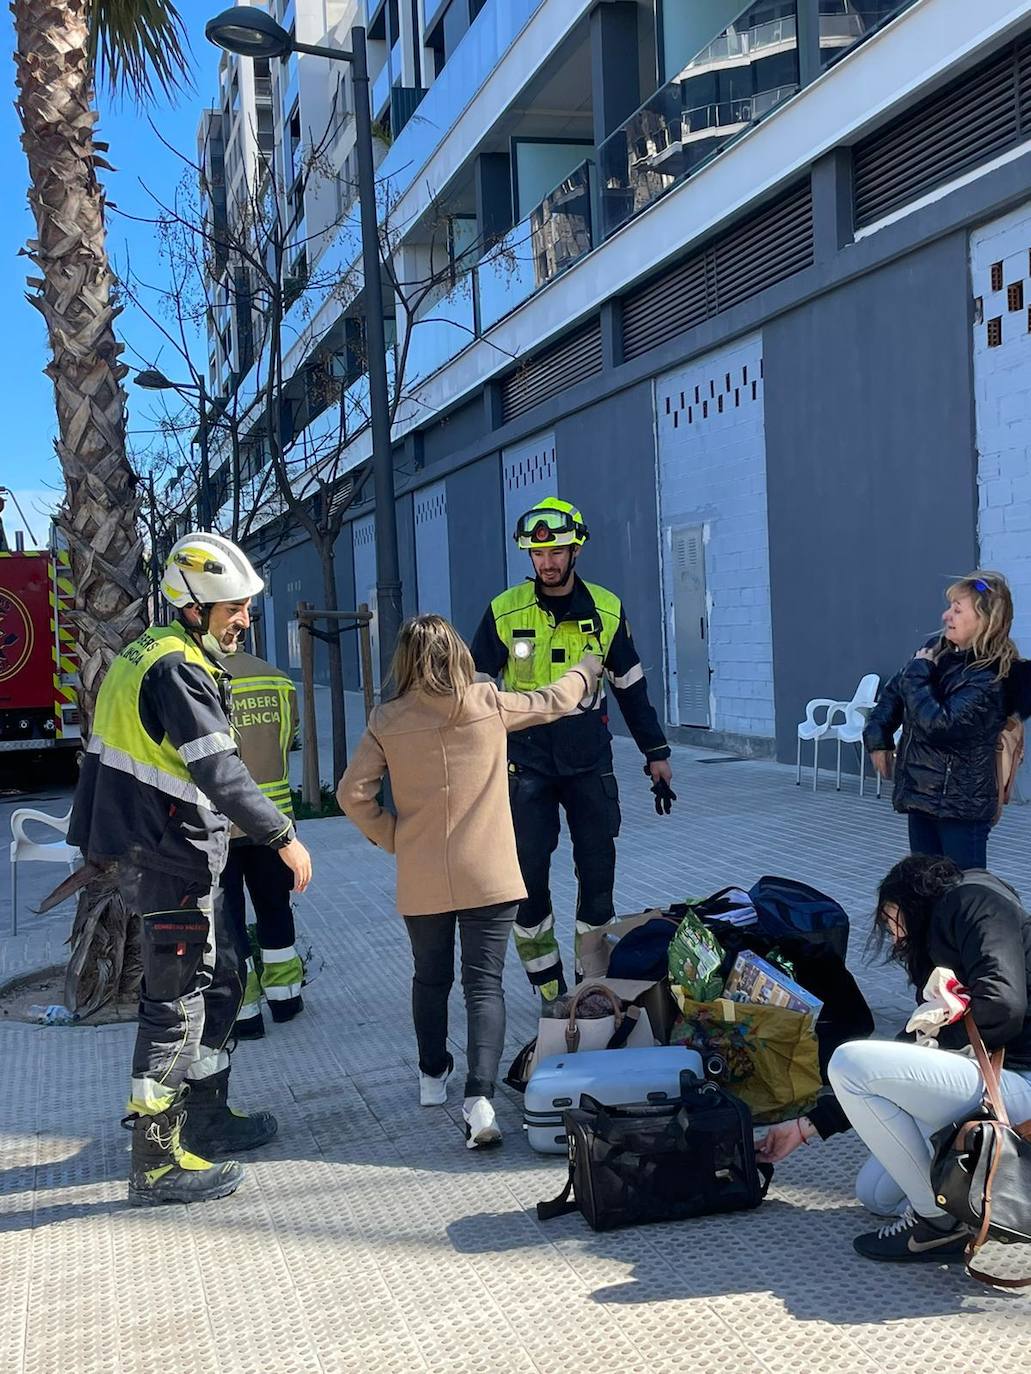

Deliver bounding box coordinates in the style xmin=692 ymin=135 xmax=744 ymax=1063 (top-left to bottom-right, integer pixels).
xmin=500 ymin=319 xmax=603 ymax=424
xmin=327 ymin=476 xmax=355 ymax=521
xmin=621 ymin=182 xmax=813 ymax=362
xmin=853 ymin=37 xmax=1031 ymax=229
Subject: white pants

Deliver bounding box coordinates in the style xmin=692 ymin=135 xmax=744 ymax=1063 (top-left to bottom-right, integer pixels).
xmin=829 ymin=1039 xmax=1031 ymax=1218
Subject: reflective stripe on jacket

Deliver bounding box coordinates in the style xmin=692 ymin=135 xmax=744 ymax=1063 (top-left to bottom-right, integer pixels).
xmin=470 ymin=575 xmax=669 ymax=776
xmin=494 ymin=578 xmax=619 ymax=700
xmin=69 ymin=622 xmax=291 ymax=879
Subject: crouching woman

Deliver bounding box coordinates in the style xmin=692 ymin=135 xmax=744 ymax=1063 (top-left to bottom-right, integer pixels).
xmin=757 ymin=855 xmax=1031 ymax=1263
xmin=337 ymin=615 xmax=600 ymax=1150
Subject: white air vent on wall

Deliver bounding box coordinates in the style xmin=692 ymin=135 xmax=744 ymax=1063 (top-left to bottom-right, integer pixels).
xmin=502 ymin=432 xmax=557 ymax=585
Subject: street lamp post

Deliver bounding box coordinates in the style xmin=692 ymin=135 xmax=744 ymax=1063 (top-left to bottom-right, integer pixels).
xmin=134 ymin=369 xmax=212 ymax=530
xmin=205 ymin=8 xmax=403 ymax=679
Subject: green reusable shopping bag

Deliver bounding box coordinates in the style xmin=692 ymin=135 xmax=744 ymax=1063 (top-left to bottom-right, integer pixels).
xmin=670 ymin=995 xmax=822 ymax=1124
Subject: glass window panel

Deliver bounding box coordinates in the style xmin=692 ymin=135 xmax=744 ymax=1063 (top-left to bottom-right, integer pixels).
xmin=818 ymin=1 xmax=917 ymax=69
xmin=600 ymin=2 xmax=799 ymax=239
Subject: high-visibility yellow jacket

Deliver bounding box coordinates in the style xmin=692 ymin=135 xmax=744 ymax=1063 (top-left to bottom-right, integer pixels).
xmin=69 ymin=621 xmax=292 ymax=880
xmin=221 ymin=650 xmax=298 ymax=837
xmin=471 ymin=575 xmax=669 ymax=776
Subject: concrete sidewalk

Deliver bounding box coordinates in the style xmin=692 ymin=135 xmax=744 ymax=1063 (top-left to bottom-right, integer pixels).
xmin=3 ymin=736 xmax=1031 ymax=1372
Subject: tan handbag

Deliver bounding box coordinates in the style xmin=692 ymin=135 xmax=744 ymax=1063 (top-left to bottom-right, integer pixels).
xmin=994 ymin=715 xmax=1025 ymax=824
xmin=535 ymin=983 xmax=656 ymax=1060
xmin=504 ymin=982 xmax=659 ymax=1091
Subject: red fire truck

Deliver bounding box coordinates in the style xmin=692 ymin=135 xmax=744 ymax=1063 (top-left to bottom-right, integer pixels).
xmin=0 ymin=536 xmax=80 ymax=761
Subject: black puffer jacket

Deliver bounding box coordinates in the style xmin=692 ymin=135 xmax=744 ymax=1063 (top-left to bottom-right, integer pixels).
xmin=864 ymin=644 xmax=1008 ymax=823
xmin=808 ymin=871 xmax=1031 ymax=1139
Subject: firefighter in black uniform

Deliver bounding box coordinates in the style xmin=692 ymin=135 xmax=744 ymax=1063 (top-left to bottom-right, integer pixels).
xmin=471 ymin=498 xmax=675 ymax=999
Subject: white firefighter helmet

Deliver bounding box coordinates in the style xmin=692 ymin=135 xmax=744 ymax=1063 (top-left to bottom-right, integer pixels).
xmin=161 ymin=532 xmax=264 ymax=610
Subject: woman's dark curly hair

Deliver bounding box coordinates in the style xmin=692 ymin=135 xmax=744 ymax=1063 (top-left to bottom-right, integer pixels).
xmin=871 ymin=854 xmax=963 ymax=987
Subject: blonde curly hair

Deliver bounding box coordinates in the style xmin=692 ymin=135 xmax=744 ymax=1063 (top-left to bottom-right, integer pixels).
xmin=944 ymin=570 xmax=1017 ymax=678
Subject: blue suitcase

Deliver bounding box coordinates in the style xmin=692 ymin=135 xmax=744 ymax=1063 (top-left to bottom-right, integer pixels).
xmin=523 ymin=1045 xmax=705 ymax=1154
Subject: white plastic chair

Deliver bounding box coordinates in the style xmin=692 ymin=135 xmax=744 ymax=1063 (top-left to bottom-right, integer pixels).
xmin=796 ymin=698 xmax=843 ymax=792
xmin=8 ymin=808 xmax=78 ymax=937
xmin=828 ymin=674 xmax=880 ymax=795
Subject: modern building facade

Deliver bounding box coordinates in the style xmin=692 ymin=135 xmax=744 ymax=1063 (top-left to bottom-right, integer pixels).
xmin=195 ymin=0 xmax=1031 ymax=763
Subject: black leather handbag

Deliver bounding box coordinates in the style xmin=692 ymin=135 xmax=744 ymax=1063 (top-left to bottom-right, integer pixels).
xmin=537 ymin=1070 xmax=771 ymax=1232
xmin=929 ymin=1012 xmax=1031 ymax=1288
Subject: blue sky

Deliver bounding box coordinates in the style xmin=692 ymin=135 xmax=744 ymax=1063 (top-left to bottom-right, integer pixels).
xmin=0 ymin=4 xmax=222 ymax=546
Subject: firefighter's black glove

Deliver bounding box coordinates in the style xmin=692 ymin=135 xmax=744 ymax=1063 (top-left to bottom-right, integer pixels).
xmin=643 ymin=764 xmax=677 ymax=816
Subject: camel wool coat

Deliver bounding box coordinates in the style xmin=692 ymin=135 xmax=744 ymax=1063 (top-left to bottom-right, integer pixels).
xmin=336 ymin=664 xmax=595 ymax=916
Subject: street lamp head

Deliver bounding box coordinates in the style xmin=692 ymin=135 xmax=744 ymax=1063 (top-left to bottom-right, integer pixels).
xmin=134 ymin=369 xmax=174 ymax=390
xmin=205 ymin=7 xmax=293 ymax=59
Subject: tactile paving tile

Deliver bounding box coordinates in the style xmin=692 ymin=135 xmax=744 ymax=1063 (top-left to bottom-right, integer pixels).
xmin=5 ymin=736 xmax=1031 ymax=1374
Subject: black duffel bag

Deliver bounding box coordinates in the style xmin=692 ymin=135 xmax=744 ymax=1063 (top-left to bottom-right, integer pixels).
xmin=930 ymin=1012 xmax=1031 ymax=1288
xmin=537 ymin=1070 xmax=771 ymax=1232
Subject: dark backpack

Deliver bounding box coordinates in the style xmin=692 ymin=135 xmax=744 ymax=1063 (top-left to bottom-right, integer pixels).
xmin=537 ymin=1071 xmax=771 ymax=1232
xmin=606 ymin=916 xmax=680 ymax=981
xmin=748 ymin=875 xmax=850 ymax=960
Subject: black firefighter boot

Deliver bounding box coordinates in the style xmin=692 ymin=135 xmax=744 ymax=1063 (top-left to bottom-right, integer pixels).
xmin=126 ymin=1095 xmax=244 ymax=1207
xmin=180 ymin=1067 xmax=278 ymax=1157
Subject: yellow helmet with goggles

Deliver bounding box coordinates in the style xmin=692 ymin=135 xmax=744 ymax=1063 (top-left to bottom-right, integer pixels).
xmin=514 ymin=497 xmax=589 ymax=550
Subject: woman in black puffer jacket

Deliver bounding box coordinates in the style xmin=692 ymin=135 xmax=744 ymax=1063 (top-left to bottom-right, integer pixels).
xmin=863 ymin=571 xmax=1018 ymax=870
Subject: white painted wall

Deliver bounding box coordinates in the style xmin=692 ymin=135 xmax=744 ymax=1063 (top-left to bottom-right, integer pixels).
xmin=972 ymin=201 xmax=1031 ymax=797
xmin=655 ymin=333 xmax=775 ymax=739
xmin=971 ymin=202 xmax=1031 ymax=656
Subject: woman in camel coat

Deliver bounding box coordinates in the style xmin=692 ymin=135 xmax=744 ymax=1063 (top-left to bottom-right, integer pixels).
xmin=337 ymin=613 xmax=600 ymax=1149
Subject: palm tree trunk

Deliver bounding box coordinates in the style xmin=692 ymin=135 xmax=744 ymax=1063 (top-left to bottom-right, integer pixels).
xmin=13 ymin=0 xmax=147 ymax=725
xmin=13 ymin=0 xmax=147 ymax=1015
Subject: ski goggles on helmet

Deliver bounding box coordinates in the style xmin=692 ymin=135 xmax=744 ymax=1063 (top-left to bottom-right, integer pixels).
xmin=172 ymin=550 xmax=226 ymax=575
xmin=514 ymin=507 xmax=588 ymax=549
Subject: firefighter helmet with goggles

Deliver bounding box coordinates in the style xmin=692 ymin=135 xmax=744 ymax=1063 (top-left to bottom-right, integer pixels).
xmin=161 ymin=532 xmax=264 ymax=609
xmin=514 ymin=498 xmax=589 ymax=550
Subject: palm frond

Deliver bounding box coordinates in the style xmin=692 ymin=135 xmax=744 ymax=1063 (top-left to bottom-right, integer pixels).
xmin=89 ymin=0 xmax=194 ymax=103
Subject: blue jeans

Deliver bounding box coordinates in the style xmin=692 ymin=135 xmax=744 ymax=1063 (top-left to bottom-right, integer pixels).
xmin=829 ymin=1039 xmax=1031 ymax=1218
xmin=403 ymin=903 xmax=516 ymax=1098
xmin=907 ymin=812 xmax=990 ymax=870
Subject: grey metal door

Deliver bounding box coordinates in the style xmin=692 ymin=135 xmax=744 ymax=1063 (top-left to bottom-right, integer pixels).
xmin=670 ymin=525 xmax=710 ymax=727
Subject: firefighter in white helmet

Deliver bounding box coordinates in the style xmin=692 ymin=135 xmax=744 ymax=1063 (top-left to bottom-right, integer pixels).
xmin=69 ymin=532 xmax=312 ymax=1206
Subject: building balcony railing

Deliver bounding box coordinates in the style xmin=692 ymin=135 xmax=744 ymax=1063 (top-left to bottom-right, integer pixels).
xmin=375 ymin=0 xmax=544 ymax=199
xmin=598 ymin=2 xmax=800 ymax=239
xmin=818 ymin=2 xmax=917 ymax=70
xmin=688 ymin=14 xmax=798 ymax=73
xmin=371 ymin=63 xmax=391 ymax=122
xmin=477 ymin=158 xmax=593 ymax=334
xmin=339 ymin=350 xmax=397 ymax=442
xmin=406 ymin=278 xmax=477 ymax=385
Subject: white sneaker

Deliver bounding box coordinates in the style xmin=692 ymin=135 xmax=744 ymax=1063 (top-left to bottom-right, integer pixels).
xmin=419 ymin=1063 xmax=451 ymax=1107
xmin=463 ymin=1096 xmax=502 ymax=1149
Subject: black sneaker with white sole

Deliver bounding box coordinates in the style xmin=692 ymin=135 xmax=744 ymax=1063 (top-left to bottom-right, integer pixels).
xmin=853 ymin=1206 xmax=968 ymax=1263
